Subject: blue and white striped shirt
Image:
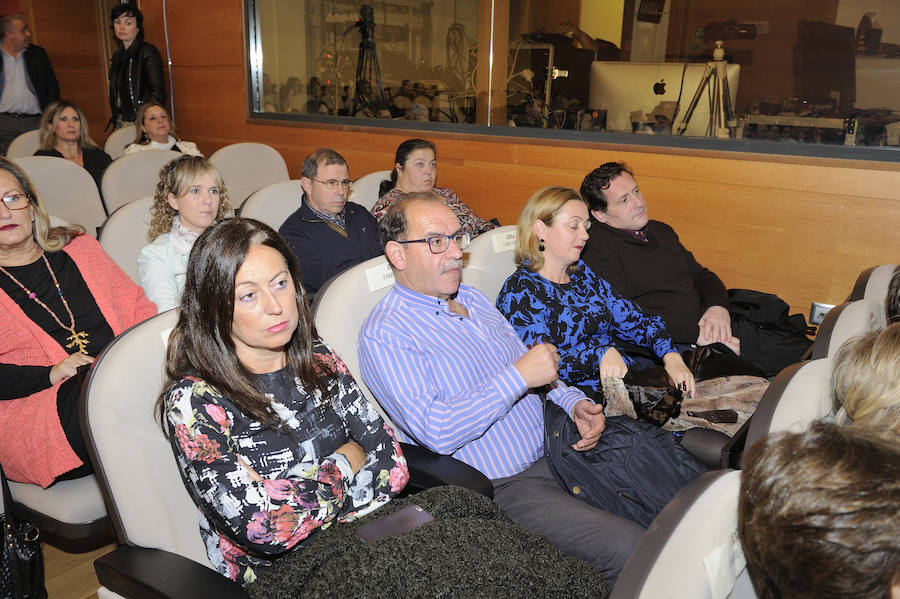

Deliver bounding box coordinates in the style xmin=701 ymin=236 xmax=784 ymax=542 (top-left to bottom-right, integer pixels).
xmin=358 ymin=282 xmax=585 ymax=479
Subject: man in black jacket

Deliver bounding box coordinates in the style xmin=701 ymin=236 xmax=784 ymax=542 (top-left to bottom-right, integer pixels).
xmin=0 ymin=15 xmax=60 ymax=155
xmin=580 ymin=162 xmax=741 ymax=357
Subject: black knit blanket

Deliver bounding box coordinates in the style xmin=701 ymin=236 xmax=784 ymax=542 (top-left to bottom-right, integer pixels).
xmin=248 ymin=485 xmax=609 ymax=598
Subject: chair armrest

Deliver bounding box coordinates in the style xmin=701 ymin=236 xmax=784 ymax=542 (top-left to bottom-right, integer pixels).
xmin=720 ymin=415 xmax=752 ymax=469
xmin=680 ymin=428 xmax=731 ymax=469
xmin=94 ymin=545 xmax=248 ymax=599
xmin=400 ymin=442 xmax=494 ymax=499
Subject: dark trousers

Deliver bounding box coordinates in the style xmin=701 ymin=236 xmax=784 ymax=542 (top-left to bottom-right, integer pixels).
xmin=491 ymin=457 xmax=644 ymax=587
xmin=0 ymin=113 xmax=41 ymax=155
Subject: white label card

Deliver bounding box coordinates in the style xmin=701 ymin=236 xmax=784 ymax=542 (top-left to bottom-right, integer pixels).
xmin=491 ymin=230 xmax=517 ymax=253
xmin=366 ymin=262 xmax=395 ymax=292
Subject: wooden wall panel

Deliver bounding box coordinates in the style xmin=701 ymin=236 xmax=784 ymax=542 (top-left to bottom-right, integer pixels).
xmin=136 ymin=0 xmax=899 ymax=319
xmin=27 ymin=0 xmax=110 ymax=142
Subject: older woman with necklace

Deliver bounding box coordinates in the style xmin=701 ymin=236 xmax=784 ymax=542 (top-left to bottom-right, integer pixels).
xmin=0 ymin=158 xmax=155 ymax=488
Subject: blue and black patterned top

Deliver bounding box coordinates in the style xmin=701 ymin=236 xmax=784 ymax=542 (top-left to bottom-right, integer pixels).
xmin=496 ymin=260 xmax=677 ymax=390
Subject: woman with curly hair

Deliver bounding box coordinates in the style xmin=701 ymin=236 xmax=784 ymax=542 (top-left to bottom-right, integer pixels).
xmin=138 ymin=155 xmax=231 ymax=312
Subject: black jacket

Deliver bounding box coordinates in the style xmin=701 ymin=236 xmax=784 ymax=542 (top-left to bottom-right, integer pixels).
xmin=0 ymin=44 xmax=60 ymax=110
xmin=108 ymin=38 xmax=166 ymax=123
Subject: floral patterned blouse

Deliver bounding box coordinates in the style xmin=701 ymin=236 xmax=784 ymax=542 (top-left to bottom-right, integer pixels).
xmin=163 ymin=342 xmax=409 ymax=586
xmin=496 ymin=260 xmax=678 ymax=391
xmin=371 ymin=186 xmax=496 ymax=237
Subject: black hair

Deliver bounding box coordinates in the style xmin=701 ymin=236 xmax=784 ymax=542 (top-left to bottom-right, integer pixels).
xmin=110 ymin=3 xmax=144 ymax=39
xmin=378 ymin=138 xmax=437 ymax=197
xmin=580 ymin=162 xmax=634 ymax=213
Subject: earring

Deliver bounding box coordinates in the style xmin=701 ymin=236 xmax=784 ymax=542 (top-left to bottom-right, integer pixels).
xmin=538 ymin=238 xmax=545 ymax=252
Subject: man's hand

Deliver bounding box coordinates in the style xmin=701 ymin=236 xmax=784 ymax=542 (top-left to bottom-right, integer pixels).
xmin=514 ymin=343 xmax=560 ymax=388
xmin=49 ymin=352 xmax=94 ymax=386
xmin=697 ymin=305 xmax=732 ymax=345
xmin=599 ymin=347 xmax=628 ymax=380
xmin=662 ymin=352 xmax=695 ymax=398
xmin=570 ymin=399 xmax=605 ymax=451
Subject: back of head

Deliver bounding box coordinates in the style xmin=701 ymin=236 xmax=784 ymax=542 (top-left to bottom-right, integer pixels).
xmin=831 ymin=322 xmax=900 ymax=430
xmin=300 ymin=148 xmax=347 ymax=180
xmin=739 ymin=421 xmax=900 ymax=599
xmin=380 ymin=138 xmax=436 ymax=197
xmin=888 ymin=265 xmax=900 ymax=324
xmin=515 ymin=186 xmax=585 ymax=272
xmin=580 ymin=161 xmax=632 ymax=214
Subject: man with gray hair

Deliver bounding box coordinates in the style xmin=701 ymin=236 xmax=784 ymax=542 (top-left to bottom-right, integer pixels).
xmin=0 ymin=15 xmax=59 ymax=155
xmin=279 ymin=147 xmax=383 ymax=295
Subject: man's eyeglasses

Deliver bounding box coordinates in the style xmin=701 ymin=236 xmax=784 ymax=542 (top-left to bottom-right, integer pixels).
xmin=398 ymin=232 xmax=471 ymax=254
xmin=311 ymin=178 xmax=352 ymax=191
xmin=1 ymin=193 xmax=30 ymax=210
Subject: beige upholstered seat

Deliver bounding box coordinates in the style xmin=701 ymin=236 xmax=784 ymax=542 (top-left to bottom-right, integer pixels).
xmin=13 ymin=155 xmax=107 ymax=237
xmin=208 ymin=142 xmax=289 ymax=210
xmin=811 ymin=297 xmax=885 ymax=360
xmin=311 ymin=255 xmax=396 ymax=424
xmin=611 ymin=469 xmax=756 ymax=599
xmin=6 ymin=128 xmax=41 ymax=158
xmin=744 ymin=358 xmax=832 ymax=448
xmin=348 ymin=169 xmax=392 ymax=212
xmin=461 ymin=225 xmax=517 ymax=303
xmin=237 ymin=179 xmax=303 ymax=229
xmin=103 ymin=126 xmax=136 ymax=160
xmin=100 ymin=150 xmax=180 ymax=215
xmin=847 ymin=263 xmax=896 ymax=328
xmin=98 ymin=196 xmax=155 ymax=284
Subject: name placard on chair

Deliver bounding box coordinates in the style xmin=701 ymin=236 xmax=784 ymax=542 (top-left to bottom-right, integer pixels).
xmin=366 ymin=262 xmax=395 ymax=292
xmin=491 ymin=229 xmax=517 ymax=253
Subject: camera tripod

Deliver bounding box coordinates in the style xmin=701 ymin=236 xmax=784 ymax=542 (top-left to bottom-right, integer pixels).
xmin=673 ymin=41 xmax=736 ymax=138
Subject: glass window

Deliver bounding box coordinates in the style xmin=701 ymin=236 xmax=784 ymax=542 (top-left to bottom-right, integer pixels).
xmin=247 ymin=0 xmax=900 ymax=154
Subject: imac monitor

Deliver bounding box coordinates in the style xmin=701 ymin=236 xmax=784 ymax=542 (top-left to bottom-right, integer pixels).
xmin=589 ymin=61 xmax=741 ymax=137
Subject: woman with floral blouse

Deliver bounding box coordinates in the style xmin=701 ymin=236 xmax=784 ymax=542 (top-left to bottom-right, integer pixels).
xmin=158 ymin=218 xmax=408 ymax=585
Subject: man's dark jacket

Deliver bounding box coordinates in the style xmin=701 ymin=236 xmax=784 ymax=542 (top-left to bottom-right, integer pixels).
xmin=0 ymin=44 xmax=60 ymax=109
xmin=582 ymin=219 xmax=730 ymax=344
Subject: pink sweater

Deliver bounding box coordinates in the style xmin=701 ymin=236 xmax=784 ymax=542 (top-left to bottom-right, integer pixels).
xmin=0 ymin=235 xmax=156 ymax=487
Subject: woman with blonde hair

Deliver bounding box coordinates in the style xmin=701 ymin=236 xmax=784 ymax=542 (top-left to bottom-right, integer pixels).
xmin=0 ymin=157 xmax=155 ymax=487
xmin=34 ymin=100 xmax=112 ymax=191
xmin=832 ymin=322 xmax=900 ymax=431
xmin=138 ymin=155 xmax=231 ymax=312
xmin=496 ymin=186 xmax=694 ymax=396
xmin=123 ymin=101 xmax=202 ymax=156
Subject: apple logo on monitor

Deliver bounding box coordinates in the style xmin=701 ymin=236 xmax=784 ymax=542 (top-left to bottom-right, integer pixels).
xmin=653 ymin=79 xmax=666 ymax=95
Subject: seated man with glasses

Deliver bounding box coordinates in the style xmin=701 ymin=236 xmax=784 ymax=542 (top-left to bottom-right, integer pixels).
xmin=358 ymin=192 xmax=644 ymax=586
xmin=279 ymin=148 xmax=383 ymax=296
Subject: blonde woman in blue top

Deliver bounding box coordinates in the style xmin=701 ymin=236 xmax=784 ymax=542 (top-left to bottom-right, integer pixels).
xmin=496 ymin=186 xmax=695 ymax=397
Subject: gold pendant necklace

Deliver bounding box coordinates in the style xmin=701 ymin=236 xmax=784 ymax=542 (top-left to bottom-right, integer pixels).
xmin=0 ymin=251 xmax=90 ymax=354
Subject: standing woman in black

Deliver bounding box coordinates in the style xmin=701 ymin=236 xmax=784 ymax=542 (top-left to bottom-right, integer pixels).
xmin=108 ymin=3 xmax=166 ymax=129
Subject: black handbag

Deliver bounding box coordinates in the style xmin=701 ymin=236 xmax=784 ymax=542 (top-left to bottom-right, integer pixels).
xmin=1 ymin=464 xmax=47 ymax=599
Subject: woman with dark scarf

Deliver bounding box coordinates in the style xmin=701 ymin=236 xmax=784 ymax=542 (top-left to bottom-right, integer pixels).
xmin=108 ymin=3 xmax=166 ymax=129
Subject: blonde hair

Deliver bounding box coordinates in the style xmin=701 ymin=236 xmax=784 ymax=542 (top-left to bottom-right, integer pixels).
xmin=131 ymin=101 xmax=181 ymax=146
xmin=832 ymin=322 xmax=900 ymax=430
xmin=38 ymin=100 xmax=98 ymax=151
xmin=514 ymin=186 xmax=587 ymax=272
xmin=0 ymin=158 xmax=83 ymax=251
xmin=147 ymin=156 xmax=231 ymax=241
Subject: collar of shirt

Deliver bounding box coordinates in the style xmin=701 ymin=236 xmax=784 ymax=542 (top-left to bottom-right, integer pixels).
xmin=304 ymin=197 xmax=346 ymax=230
xmin=391 ymin=281 xmax=474 ymax=320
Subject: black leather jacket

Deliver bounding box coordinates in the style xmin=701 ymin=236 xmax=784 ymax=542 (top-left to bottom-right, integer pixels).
xmin=108 ymin=37 xmax=166 ymax=124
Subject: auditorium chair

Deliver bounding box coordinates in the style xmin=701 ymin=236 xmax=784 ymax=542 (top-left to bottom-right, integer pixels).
xmin=312 ymin=255 xmax=493 ymax=497
xmin=14 ymin=155 xmax=107 ymax=236
xmin=97 ymin=196 xmax=154 ymax=284
xmin=743 ymin=358 xmax=831 ymax=450
xmin=611 ymin=469 xmax=756 ymax=599
xmin=460 ymin=225 xmax=517 ymax=303
xmin=810 ymin=297 xmax=885 ymax=360
xmin=847 ymin=263 xmax=896 ymax=322
xmin=348 ymin=169 xmax=392 ymax=212
xmin=209 ymin=143 xmax=289 ymax=210
xmin=6 ymin=128 xmax=40 ymax=158
xmin=237 ymin=179 xmax=302 ymax=228
xmin=103 ymin=126 xmax=135 ymax=160
xmin=100 ymin=150 xmax=181 ymax=214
